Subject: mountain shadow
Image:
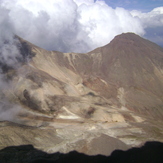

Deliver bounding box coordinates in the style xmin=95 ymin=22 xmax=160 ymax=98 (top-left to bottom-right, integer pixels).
xmin=0 ymin=141 xmax=163 ymax=163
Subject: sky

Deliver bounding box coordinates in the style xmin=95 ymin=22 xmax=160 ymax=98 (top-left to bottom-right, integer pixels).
xmin=0 ymin=0 xmax=163 ymax=53
xmin=104 ymin=0 xmax=163 ymax=12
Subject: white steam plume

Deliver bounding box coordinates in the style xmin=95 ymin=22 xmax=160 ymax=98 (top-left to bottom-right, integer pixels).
xmin=1 ymin=0 xmax=163 ymax=52
xmin=0 ymin=6 xmax=23 ymax=122
xmin=0 ymin=6 xmax=22 ymax=69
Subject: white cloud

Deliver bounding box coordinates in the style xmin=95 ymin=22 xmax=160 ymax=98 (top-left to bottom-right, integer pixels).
xmin=0 ymin=0 xmax=163 ymax=52
xmin=0 ymin=0 xmax=146 ymax=53
xmin=0 ymin=6 xmax=22 ymax=69
xmin=130 ymin=7 xmax=163 ymax=47
xmin=131 ymin=7 xmax=163 ymax=28
xmin=73 ymin=0 xmax=95 ymax=6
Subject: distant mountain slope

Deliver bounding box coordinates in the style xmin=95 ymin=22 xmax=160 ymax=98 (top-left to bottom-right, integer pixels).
xmin=15 ymin=33 xmax=163 ymax=118
xmin=0 ymin=33 xmax=163 ymax=155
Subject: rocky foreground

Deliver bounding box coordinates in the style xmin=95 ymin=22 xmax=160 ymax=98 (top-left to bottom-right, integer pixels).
xmin=0 ymin=33 xmax=163 ymax=157
xmin=0 ymin=142 xmax=163 ymax=163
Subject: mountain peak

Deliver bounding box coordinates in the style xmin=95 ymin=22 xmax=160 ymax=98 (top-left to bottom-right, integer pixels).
xmin=99 ymin=32 xmax=163 ymax=59
xmin=108 ymin=32 xmax=146 ymax=48
xmin=113 ymin=32 xmax=140 ymax=40
xmin=106 ymin=32 xmax=163 ymax=52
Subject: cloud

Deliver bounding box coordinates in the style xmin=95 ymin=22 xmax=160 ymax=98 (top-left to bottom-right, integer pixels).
xmin=130 ymin=7 xmax=163 ymax=28
xmin=0 ymin=0 xmax=162 ymax=52
xmin=130 ymin=7 xmax=163 ymax=46
xmin=0 ymin=6 xmax=23 ymax=69
xmin=0 ymin=0 xmax=146 ymax=53
xmin=0 ymin=6 xmax=23 ymax=122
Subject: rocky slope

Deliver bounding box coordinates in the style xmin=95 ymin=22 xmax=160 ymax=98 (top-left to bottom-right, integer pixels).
xmin=0 ymin=33 xmax=163 ymax=156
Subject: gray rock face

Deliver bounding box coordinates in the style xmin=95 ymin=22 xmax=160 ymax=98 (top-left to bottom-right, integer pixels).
xmin=0 ymin=33 xmax=163 ymax=155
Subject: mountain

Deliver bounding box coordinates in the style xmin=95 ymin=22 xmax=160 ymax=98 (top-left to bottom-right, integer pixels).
xmin=0 ymin=33 xmax=163 ymax=156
